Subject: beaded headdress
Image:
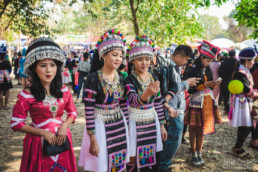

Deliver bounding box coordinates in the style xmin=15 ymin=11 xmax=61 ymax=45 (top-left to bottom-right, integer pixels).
xmin=96 ymin=29 xmax=126 ymax=58
xmin=127 ymin=35 xmax=155 ymax=62
xmin=239 ymin=47 xmax=257 ymax=60
xmin=198 ymin=40 xmax=220 ymax=59
xmin=24 ymin=37 xmax=65 ymax=74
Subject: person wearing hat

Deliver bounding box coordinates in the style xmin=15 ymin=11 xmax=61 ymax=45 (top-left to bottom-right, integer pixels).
xmin=124 ymin=35 xmax=178 ymax=172
xmin=10 ymin=37 xmax=78 ymax=171
xmin=78 ymin=29 xmax=129 ymax=172
xmin=250 ymin=46 xmax=258 ymax=149
xmin=229 ymin=47 xmax=258 ymax=156
xmin=218 ymin=49 xmax=238 ymax=115
xmin=184 ymin=40 xmax=222 ymax=166
xmin=0 ymin=44 xmax=13 ymax=110
xmin=19 ymin=48 xmax=28 ymax=88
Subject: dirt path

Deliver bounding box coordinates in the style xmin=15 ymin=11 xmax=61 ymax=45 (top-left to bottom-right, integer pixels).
xmin=0 ymin=83 xmax=257 ymax=172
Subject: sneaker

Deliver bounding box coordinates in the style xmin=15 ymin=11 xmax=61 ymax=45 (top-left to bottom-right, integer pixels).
xmin=192 ymin=156 xmax=201 ymax=166
xmin=197 ymin=156 xmax=205 ymax=166
xmin=232 ymin=147 xmax=249 ymax=158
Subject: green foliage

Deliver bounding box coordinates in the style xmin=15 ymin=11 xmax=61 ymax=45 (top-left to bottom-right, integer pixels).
xmin=224 ymin=10 xmax=252 ymax=42
xmin=234 ymin=0 xmax=258 ymax=39
xmin=0 ymin=0 xmax=52 ymax=37
xmin=124 ymin=0 xmax=228 ymax=45
xmin=0 ymin=0 xmax=230 ymax=45
xmin=199 ymin=14 xmax=222 ymax=40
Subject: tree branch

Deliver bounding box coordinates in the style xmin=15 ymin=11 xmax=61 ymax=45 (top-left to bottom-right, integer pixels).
xmin=4 ymin=9 xmax=20 ymax=30
xmin=0 ymin=0 xmax=12 ymax=18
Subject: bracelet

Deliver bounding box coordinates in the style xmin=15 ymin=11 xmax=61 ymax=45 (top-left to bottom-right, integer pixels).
xmin=87 ymin=130 xmax=95 ymax=135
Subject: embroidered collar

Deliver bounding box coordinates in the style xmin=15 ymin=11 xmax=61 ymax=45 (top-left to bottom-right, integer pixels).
xmin=239 ymin=64 xmax=250 ymax=74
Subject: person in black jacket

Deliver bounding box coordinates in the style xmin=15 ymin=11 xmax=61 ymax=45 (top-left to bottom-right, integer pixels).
xmin=218 ymin=49 xmax=237 ymax=114
xmin=150 ymin=51 xmax=178 ymax=120
xmin=0 ymin=45 xmax=13 ymax=110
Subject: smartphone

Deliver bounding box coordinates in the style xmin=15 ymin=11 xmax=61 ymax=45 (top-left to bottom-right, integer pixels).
xmin=215 ymin=77 xmax=222 ymax=82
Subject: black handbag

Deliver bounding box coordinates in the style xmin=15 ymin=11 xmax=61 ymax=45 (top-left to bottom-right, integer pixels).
xmin=43 ymin=136 xmax=70 ymax=156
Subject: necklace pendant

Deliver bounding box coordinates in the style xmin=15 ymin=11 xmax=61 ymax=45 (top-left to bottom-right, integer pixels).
xmin=52 ymin=112 xmax=56 ymax=118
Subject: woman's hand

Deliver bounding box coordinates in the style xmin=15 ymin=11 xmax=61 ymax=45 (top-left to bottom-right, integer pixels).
xmin=42 ymin=130 xmax=57 ymax=146
xmin=89 ymin=135 xmax=99 ymax=157
xmin=145 ymin=81 xmax=160 ymax=96
xmin=160 ymin=125 xmax=167 ymax=141
xmin=168 ymin=107 xmax=178 ymax=118
xmin=141 ymin=81 xmax=160 ymax=101
xmin=57 ymin=123 xmax=68 ymax=145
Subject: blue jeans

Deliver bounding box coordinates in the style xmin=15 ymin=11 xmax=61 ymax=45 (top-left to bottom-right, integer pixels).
xmin=77 ymin=75 xmax=86 ymax=100
xmin=159 ymin=113 xmax=184 ymax=170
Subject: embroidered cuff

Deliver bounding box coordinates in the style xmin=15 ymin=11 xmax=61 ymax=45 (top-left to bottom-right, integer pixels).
xmin=67 ymin=112 xmax=77 ymax=123
xmin=138 ymin=94 xmax=147 ymax=105
xmin=196 ymin=84 xmax=206 ymax=92
xmin=166 ymin=91 xmax=175 ymax=99
xmin=162 ymin=99 xmax=168 ymax=105
xmin=160 ymin=120 xmax=165 ymax=125
xmin=87 ymin=130 xmax=95 ymax=135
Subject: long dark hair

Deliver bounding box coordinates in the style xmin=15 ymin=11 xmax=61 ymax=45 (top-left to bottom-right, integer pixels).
xmin=193 ymin=55 xmax=213 ymax=81
xmin=27 ymin=59 xmax=63 ymax=101
xmin=127 ymin=62 xmax=134 ymax=75
xmin=90 ymin=50 xmax=104 ymax=73
xmin=232 ymin=59 xmax=251 ymax=79
xmin=0 ymin=53 xmax=5 ymax=60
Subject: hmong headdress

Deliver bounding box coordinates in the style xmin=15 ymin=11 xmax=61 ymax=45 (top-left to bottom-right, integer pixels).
xmin=24 ymin=37 xmax=65 ymax=74
xmin=96 ymin=29 xmax=126 ymax=58
xmin=127 ymin=35 xmax=155 ymax=62
xmin=0 ymin=44 xmax=7 ymax=54
xmin=198 ymin=40 xmax=220 ymax=59
xmin=239 ymin=47 xmax=257 ymax=60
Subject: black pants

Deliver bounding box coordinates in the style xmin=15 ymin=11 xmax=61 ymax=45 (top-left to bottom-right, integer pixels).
xmin=183 ymin=124 xmax=187 ymax=135
xmin=221 ymin=84 xmax=230 ymax=113
xmin=252 ymin=125 xmax=258 ymax=140
xmin=235 ymin=127 xmax=252 ymax=148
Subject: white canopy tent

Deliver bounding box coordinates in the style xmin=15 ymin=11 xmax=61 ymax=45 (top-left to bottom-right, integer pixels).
xmin=210 ymin=38 xmax=235 ymax=49
xmin=241 ymin=39 xmax=258 ymax=49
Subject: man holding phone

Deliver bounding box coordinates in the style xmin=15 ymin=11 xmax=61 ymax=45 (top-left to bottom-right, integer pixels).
xmin=159 ymin=45 xmax=201 ymax=171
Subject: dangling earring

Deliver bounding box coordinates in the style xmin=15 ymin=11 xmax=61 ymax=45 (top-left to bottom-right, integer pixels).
xmin=132 ymin=64 xmax=135 ymax=74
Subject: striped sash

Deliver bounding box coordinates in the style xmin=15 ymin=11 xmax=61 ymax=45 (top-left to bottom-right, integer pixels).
xmin=105 ymin=112 xmax=127 ymax=172
xmin=136 ymin=120 xmax=157 ymax=168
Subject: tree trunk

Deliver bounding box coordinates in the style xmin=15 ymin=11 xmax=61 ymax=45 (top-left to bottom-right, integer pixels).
xmin=129 ymin=0 xmax=139 ymax=35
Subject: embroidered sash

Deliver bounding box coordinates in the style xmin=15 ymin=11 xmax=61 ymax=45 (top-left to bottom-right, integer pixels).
xmin=136 ymin=118 xmax=157 ymax=168
xmin=104 ymin=111 xmax=127 ymax=172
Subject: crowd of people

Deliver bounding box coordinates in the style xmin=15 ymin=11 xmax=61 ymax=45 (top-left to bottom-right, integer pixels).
xmin=0 ymin=29 xmax=256 ymax=172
